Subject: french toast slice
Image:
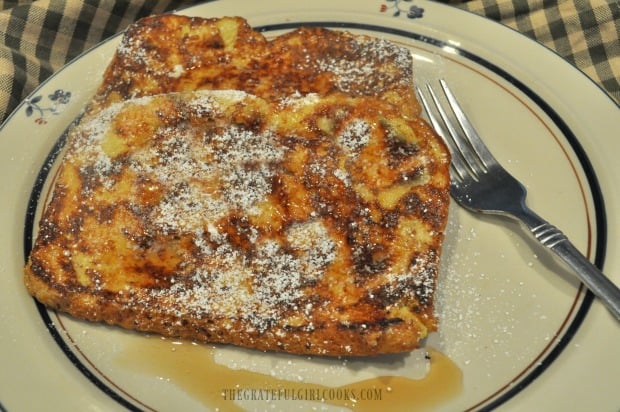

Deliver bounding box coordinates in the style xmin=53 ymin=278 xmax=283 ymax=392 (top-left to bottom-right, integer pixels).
xmin=89 ymin=14 xmax=420 ymax=118
xmin=24 ymin=15 xmax=451 ymax=356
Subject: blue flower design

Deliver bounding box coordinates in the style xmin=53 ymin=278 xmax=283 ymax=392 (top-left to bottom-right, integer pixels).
xmin=49 ymin=89 xmax=71 ymax=104
xmin=407 ymin=5 xmax=425 ymax=18
xmin=25 ymin=89 xmax=72 ymax=124
xmin=380 ymin=0 xmax=425 ymax=19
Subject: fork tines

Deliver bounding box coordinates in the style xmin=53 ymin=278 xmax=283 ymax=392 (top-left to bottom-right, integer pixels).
xmin=415 ymin=80 xmax=497 ymax=183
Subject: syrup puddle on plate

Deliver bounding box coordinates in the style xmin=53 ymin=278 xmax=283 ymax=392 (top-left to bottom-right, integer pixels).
xmin=116 ymin=337 xmax=462 ymax=411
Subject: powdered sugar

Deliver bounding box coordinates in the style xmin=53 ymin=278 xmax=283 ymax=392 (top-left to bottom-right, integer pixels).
xmin=65 ymin=90 xmax=345 ymax=331
xmin=155 ymin=221 xmax=337 ymax=332
xmin=124 ymin=92 xmax=283 ymax=234
xmin=279 ymin=92 xmax=321 ymax=109
xmin=62 ymin=80 xmax=442 ymax=337
xmin=67 ymin=100 xmax=128 ymax=190
xmin=115 ymin=28 xmax=153 ymax=72
xmin=337 ymin=119 xmax=371 ymax=154
xmin=168 ymin=64 xmax=185 ymax=78
xmin=317 ymin=37 xmax=412 ymax=94
xmin=286 ymin=220 xmax=337 ymax=282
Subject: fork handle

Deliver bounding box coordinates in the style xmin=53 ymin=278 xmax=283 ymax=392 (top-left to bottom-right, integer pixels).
xmin=517 ymin=208 xmax=620 ymax=321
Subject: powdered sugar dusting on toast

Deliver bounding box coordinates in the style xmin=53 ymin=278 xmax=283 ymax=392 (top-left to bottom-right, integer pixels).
xmin=156 ymin=223 xmax=337 ymax=333
xmin=63 ymin=91 xmax=346 ymax=332
xmin=316 ymin=36 xmax=412 ymax=94
xmin=25 ymin=16 xmax=451 ymax=356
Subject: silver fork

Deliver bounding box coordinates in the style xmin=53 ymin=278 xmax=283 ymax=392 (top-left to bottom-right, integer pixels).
xmin=416 ymin=79 xmax=620 ymax=321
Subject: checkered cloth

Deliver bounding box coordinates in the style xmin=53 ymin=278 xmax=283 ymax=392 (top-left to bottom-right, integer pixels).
xmin=0 ymin=0 xmax=618 ymax=123
xmin=456 ymin=0 xmax=619 ymax=104
xmin=0 ymin=0 xmax=195 ymax=123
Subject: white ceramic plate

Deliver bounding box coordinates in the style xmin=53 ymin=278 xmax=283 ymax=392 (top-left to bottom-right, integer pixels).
xmin=1 ymin=1 xmax=619 ymax=411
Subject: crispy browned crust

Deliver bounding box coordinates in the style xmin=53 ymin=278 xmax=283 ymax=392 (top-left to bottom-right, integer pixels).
xmin=90 ymin=15 xmax=420 ymax=118
xmin=24 ymin=15 xmax=450 ymax=357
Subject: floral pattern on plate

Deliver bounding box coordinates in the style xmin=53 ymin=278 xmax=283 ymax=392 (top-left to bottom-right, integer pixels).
xmin=380 ymin=0 xmax=425 ymax=18
xmin=25 ymin=89 xmax=71 ymax=125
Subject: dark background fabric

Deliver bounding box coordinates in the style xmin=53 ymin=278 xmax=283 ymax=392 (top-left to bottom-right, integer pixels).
xmin=1 ymin=0 xmax=618 ymax=123
xmin=457 ymin=0 xmax=619 ymax=104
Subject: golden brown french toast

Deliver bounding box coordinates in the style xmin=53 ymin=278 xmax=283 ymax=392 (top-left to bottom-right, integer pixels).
xmin=24 ymin=15 xmax=451 ymax=356
xmin=90 ymin=14 xmax=420 ymax=118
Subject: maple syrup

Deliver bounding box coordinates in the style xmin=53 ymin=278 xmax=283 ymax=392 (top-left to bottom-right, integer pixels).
xmin=116 ymin=338 xmax=462 ymax=411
